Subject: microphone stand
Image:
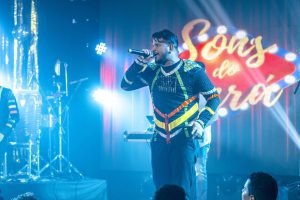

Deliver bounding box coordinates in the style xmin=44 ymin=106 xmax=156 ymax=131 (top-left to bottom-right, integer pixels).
xmin=294 ymin=80 xmax=300 ymax=94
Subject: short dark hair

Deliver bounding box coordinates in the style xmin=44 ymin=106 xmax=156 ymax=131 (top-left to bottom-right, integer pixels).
xmin=154 ymin=184 xmax=186 ymax=200
xmin=248 ymin=172 xmax=278 ymax=200
xmin=152 ymin=29 xmax=178 ymax=49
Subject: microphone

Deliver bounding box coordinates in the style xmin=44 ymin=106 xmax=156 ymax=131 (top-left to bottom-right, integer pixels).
xmin=128 ymin=48 xmax=157 ymax=57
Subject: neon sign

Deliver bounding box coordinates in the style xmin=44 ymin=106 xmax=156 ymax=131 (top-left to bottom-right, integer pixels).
xmin=179 ymin=19 xmax=298 ymax=114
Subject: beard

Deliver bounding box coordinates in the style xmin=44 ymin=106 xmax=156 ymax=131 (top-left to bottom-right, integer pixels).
xmin=154 ymin=53 xmax=168 ymax=65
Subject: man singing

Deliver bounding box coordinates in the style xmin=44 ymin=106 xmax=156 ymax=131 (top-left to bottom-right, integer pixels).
xmin=121 ymin=29 xmax=220 ymax=199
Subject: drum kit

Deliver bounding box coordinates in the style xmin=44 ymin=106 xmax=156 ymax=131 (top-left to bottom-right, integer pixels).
xmin=0 ymin=90 xmax=41 ymax=180
xmin=0 ymin=83 xmax=83 ymax=182
xmin=0 ymin=60 xmax=85 ymax=182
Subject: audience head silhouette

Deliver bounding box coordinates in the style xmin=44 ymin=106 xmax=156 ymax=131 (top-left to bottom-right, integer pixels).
xmin=242 ymin=172 xmax=278 ymax=200
xmin=154 ymin=184 xmax=186 ymax=200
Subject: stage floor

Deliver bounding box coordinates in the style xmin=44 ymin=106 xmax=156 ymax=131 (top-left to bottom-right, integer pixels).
xmin=0 ymin=178 xmax=107 ymax=200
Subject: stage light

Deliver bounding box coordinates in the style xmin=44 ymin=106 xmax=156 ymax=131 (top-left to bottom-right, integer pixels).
xmin=217 ymin=25 xmax=227 ymax=34
xmin=284 ymin=52 xmax=297 ymax=62
xmin=92 ymin=88 xmax=121 ymax=110
xmin=197 ymin=33 xmax=209 ymax=42
xmin=218 ymin=107 xmax=228 ymax=117
xmin=271 ymin=83 xmax=281 ymax=92
xmin=240 ymin=103 xmax=249 ymax=110
xmin=235 ymin=30 xmax=247 ymax=39
xmin=93 ymin=88 xmax=112 ymax=104
xmin=268 ymin=44 xmax=279 ymax=54
xmin=92 ymin=88 xmax=126 ymax=114
xmin=284 ymin=75 xmax=296 ymax=84
xmin=95 ymin=42 xmax=107 ymax=55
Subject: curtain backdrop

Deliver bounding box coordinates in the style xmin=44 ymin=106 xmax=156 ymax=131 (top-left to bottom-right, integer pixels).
xmin=97 ymin=0 xmax=300 ymax=175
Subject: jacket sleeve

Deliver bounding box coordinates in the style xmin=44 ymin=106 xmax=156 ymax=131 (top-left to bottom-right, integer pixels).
xmin=121 ymin=60 xmax=150 ymax=91
xmin=1 ymin=89 xmax=20 ymax=136
xmin=193 ymin=66 xmax=221 ymax=127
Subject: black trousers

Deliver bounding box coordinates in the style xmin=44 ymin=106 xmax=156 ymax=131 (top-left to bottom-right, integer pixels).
xmin=151 ymin=132 xmax=197 ymax=200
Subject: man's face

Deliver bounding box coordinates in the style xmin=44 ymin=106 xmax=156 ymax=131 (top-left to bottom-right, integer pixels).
xmin=242 ymin=179 xmax=254 ymax=200
xmin=151 ymin=39 xmax=170 ymax=64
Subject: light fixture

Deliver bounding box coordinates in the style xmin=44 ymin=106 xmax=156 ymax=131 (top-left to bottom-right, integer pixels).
xmin=95 ymin=42 xmax=107 ymax=55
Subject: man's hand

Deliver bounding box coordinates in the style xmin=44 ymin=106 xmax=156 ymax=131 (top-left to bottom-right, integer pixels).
xmin=135 ymin=49 xmax=154 ymax=64
xmin=188 ymin=120 xmax=204 ymax=139
xmin=0 ymin=133 xmax=4 ymax=142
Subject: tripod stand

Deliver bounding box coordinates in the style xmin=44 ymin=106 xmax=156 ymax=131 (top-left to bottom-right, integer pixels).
xmin=40 ymin=88 xmax=82 ymax=178
xmin=12 ymin=140 xmax=35 ymax=180
xmin=40 ymin=64 xmax=83 ymax=178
